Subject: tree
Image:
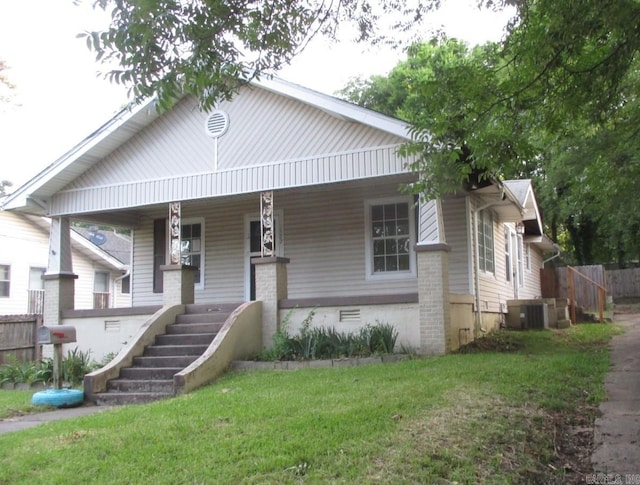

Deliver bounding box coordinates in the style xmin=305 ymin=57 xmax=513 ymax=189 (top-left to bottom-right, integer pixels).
xmin=340 ymin=30 xmax=640 ymax=265
xmin=0 ymin=59 xmax=16 ymax=108
xmin=81 ymin=0 xmax=432 ymax=110
xmin=84 ymin=0 xmax=640 ymax=264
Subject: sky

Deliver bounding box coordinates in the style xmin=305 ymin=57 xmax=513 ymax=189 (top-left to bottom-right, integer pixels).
xmin=0 ymin=0 xmax=514 ymax=189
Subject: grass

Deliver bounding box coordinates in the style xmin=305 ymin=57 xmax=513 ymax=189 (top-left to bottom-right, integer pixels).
xmin=0 ymin=324 xmax=621 ymax=484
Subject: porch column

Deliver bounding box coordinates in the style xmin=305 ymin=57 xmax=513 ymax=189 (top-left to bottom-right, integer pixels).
xmin=43 ymin=216 xmax=77 ymax=324
xmin=253 ymin=191 xmax=289 ymax=347
xmin=253 ymin=257 xmax=289 ymax=348
xmin=161 ymin=201 xmax=197 ymax=306
xmin=416 ymin=199 xmax=452 ymax=355
xmin=42 ymin=217 xmax=77 ymax=371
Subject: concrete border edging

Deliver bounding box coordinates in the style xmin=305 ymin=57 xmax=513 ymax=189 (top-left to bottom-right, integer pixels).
xmin=229 ymin=353 xmax=409 ymax=371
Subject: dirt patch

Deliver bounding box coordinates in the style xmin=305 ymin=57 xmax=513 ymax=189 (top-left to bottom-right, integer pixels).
xmin=456 ymin=331 xmax=525 ymax=353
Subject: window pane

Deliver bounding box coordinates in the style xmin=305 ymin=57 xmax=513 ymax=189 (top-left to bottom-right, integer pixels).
xmin=396 ymin=203 xmax=408 ymax=219
xmin=373 ymin=240 xmax=385 ymax=256
xmin=181 ymin=225 xmax=192 ymax=239
xmin=371 ymin=205 xmax=383 ymax=221
xmin=191 ymin=224 xmax=201 ymax=238
xmin=0 ymin=281 xmax=8 ymax=297
xmin=372 ymin=222 xmax=384 ymax=238
xmin=399 ymin=238 xmax=410 ymax=254
xmin=29 ymin=268 xmax=45 ymax=290
xmin=397 ymin=220 xmax=409 ymax=235
xmin=384 ymin=221 xmax=397 ymax=236
xmin=250 ymin=221 xmax=261 ymax=253
xmin=383 ymin=204 xmax=396 ymax=220
xmin=385 ymin=239 xmax=397 ymax=255
xmin=373 ymin=256 xmax=386 ymax=272
xmin=386 ymin=256 xmax=397 ymax=271
xmin=192 ymin=239 xmax=201 ymax=252
xmin=181 ymin=240 xmax=191 ymax=253
xmin=0 ymin=265 xmax=8 ymax=280
xmin=398 ymin=255 xmax=410 ymax=270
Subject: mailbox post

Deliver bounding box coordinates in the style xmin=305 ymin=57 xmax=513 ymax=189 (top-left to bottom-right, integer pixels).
xmin=37 ymin=326 xmax=77 ymax=389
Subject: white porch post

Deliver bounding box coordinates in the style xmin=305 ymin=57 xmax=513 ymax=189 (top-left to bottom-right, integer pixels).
xmin=253 ymin=191 xmax=289 ymax=348
xmin=416 ymin=199 xmax=452 ymax=355
xmin=161 ymin=202 xmax=196 ymax=306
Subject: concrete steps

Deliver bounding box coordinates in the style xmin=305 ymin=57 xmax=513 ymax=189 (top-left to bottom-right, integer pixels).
xmin=93 ymin=303 xmax=241 ymax=406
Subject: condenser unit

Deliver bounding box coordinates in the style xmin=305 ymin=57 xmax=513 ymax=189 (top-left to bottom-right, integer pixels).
xmin=520 ymin=304 xmax=549 ymax=330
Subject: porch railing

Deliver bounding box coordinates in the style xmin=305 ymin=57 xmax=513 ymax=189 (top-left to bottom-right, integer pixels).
xmin=93 ymin=292 xmax=110 ymax=310
xmin=27 ymin=289 xmax=45 ymax=314
xmin=567 ymin=266 xmax=607 ymax=323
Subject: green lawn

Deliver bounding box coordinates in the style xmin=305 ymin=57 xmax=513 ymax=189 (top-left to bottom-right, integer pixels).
xmin=0 ymin=324 xmax=619 ymax=484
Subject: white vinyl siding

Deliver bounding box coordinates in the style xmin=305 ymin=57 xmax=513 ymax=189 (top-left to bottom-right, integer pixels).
xmin=131 ymin=181 xmax=418 ymax=305
xmin=63 ymin=91 xmax=404 ymax=188
xmin=517 ymin=244 xmax=544 ymax=300
xmin=0 ymin=211 xmax=122 ymax=313
xmin=441 ymin=196 xmax=472 ymax=294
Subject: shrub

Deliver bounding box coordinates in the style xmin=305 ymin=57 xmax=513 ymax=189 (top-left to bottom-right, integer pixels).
xmin=260 ymin=310 xmax=400 ymax=361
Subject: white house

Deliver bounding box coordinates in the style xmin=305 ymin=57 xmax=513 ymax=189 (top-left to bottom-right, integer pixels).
xmin=1 ymin=77 xmax=558 ymax=401
xmin=0 ymin=210 xmax=131 ymax=315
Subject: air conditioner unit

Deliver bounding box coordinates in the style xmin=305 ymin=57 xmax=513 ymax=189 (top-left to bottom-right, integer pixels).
xmin=520 ymin=304 xmax=549 ymax=330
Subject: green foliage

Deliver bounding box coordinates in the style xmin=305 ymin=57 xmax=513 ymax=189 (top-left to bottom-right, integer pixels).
xmin=341 ymin=0 xmax=640 ymax=265
xmin=81 ymin=0 xmax=433 ymax=111
xmin=0 ymin=348 xmax=107 ymax=387
xmin=261 ymin=310 xmax=399 ymax=361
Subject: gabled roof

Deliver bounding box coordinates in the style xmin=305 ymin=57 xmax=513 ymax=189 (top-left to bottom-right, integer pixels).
xmin=1 ymin=76 xmax=412 ymax=215
xmin=13 ymin=213 xmax=128 ymax=271
xmin=471 ymin=179 xmax=544 ymax=237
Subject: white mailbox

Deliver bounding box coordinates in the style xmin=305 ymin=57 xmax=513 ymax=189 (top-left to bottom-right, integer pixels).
xmin=37 ymin=326 xmax=77 ymax=345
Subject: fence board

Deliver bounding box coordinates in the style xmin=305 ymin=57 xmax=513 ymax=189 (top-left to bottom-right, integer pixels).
xmin=0 ymin=315 xmax=42 ymax=364
xmin=607 ymin=268 xmax=640 ymax=300
xmin=540 ymin=265 xmax=605 ymax=311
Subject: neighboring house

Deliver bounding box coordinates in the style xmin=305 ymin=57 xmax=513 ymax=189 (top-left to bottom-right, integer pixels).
xmin=0 ymin=210 xmax=131 ymax=314
xmin=1 ymin=77 xmax=557 ymax=355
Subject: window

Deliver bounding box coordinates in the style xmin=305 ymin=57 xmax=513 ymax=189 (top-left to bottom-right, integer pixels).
xmin=29 ymin=267 xmax=45 ymax=290
xmin=181 ymin=219 xmax=204 ymax=288
xmin=477 ymin=210 xmax=494 ymax=273
xmin=525 ymin=243 xmax=531 ymax=271
xmin=504 ymin=227 xmax=512 ymax=282
xmin=121 ymin=275 xmax=131 ymax=294
xmin=0 ymin=265 xmax=9 ymax=297
xmin=94 ymin=271 xmax=109 ymax=293
xmin=365 ymin=198 xmax=416 ymax=278
xmin=517 ymin=235 xmax=524 ymax=287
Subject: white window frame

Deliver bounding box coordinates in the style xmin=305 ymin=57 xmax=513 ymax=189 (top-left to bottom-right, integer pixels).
xmin=0 ymin=264 xmax=10 ymax=298
xmin=525 ymin=243 xmax=532 ymax=271
xmin=180 ymin=217 xmax=205 ymax=290
xmin=364 ymin=197 xmax=417 ymax=280
xmin=477 ymin=210 xmax=495 ymax=274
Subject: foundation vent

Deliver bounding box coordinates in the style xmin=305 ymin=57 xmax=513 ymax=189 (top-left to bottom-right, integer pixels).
xmin=104 ymin=320 xmax=121 ymax=333
xmin=339 ymin=309 xmax=361 ymax=323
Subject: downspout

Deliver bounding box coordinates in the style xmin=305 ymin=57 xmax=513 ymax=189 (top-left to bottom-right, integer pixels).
xmin=542 ymin=250 xmax=561 ymax=267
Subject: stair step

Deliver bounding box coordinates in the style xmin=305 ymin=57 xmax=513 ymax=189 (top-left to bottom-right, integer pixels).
xmin=94 ymin=392 xmax=173 ymax=406
xmin=184 ymin=303 xmax=241 ymax=314
xmin=166 ymin=322 xmax=224 ymax=334
xmin=107 ymin=379 xmax=174 ymax=393
xmin=155 ymin=333 xmax=217 ymax=346
xmin=175 ymin=313 xmax=229 ymax=324
xmin=132 ymin=355 xmax=199 ymax=368
xmin=144 ymin=344 xmax=209 ymax=356
xmin=120 ymin=367 xmax=183 ymax=380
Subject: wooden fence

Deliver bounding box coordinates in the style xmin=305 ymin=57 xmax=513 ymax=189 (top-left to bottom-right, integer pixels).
xmin=606 ymin=268 xmax=640 ymax=301
xmin=0 ymin=315 xmax=42 ymax=364
xmin=542 ymin=265 xmax=640 ymax=305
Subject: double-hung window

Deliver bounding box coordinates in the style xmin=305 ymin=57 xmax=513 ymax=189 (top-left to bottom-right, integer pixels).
xmin=180 ymin=218 xmax=204 ymax=289
xmin=365 ymin=198 xmax=416 ymax=279
xmin=0 ymin=265 xmax=9 ymax=297
xmin=478 ymin=210 xmax=495 ymax=273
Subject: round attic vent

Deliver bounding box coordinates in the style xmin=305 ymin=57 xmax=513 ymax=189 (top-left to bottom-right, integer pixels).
xmin=204 ymin=110 xmax=229 ymax=138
